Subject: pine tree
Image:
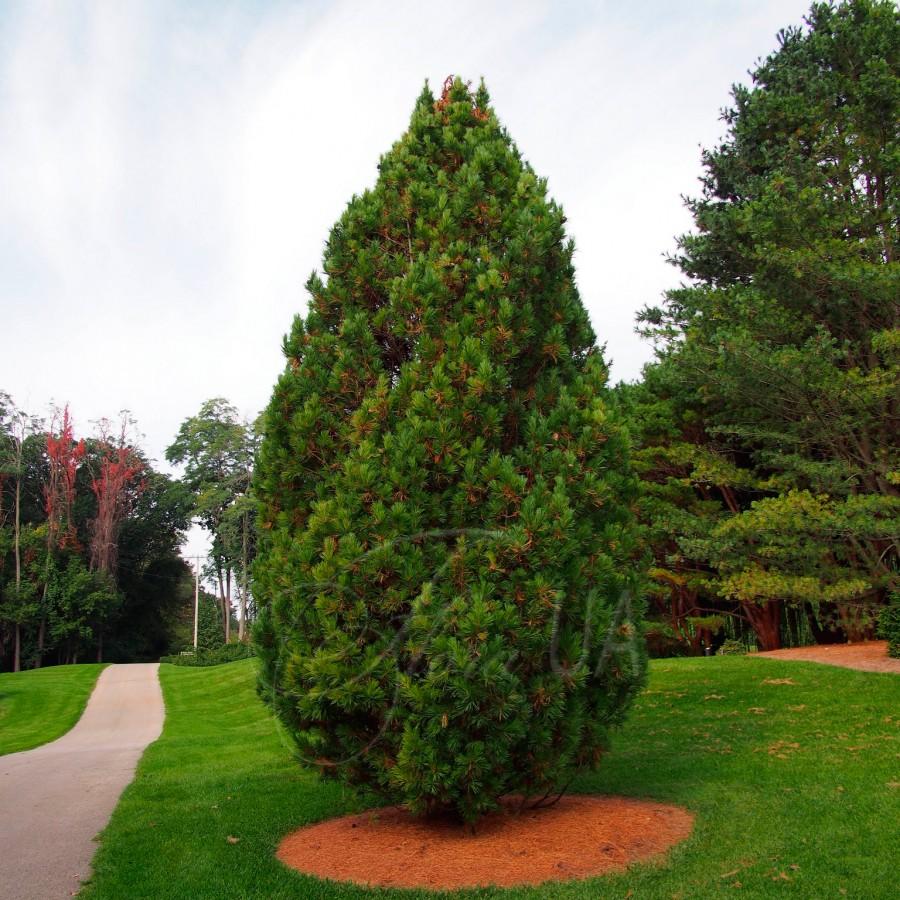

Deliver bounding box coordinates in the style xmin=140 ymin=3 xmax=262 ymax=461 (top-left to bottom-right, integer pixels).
xmin=196 ymin=594 xmax=224 ymax=652
xmin=253 ymin=78 xmax=645 ymax=821
xmin=639 ymin=0 xmax=899 ymax=646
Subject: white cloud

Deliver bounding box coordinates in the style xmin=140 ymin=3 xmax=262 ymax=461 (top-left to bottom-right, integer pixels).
xmin=0 ymin=0 xmax=812 ymax=557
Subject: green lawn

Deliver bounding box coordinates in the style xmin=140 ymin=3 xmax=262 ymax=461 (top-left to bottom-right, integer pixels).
xmin=81 ymin=657 xmax=898 ymax=899
xmin=0 ymin=663 xmax=106 ymax=756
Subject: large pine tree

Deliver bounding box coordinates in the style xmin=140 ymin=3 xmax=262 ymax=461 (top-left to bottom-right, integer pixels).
xmin=253 ymin=78 xmax=645 ymax=821
xmin=638 ymin=0 xmax=899 ymax=648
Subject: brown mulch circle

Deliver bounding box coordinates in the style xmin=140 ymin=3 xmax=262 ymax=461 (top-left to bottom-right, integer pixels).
xmin=757 ymin=640 xmax=900 ymax=674
xmin=276 ymin=795 xmax=694 ymax=890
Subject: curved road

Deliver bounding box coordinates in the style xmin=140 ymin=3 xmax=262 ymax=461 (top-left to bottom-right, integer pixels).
xmin=0 ymin=663 xmax=164 ymax=900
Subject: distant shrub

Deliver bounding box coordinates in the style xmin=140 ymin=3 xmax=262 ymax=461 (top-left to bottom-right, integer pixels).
xmin=161 ymin=643 xmax=254 ymax=667
xmin=717 ymin=639 xmax=748 ymax=656
xmin=877 ymin=594 xmax=900 ymax=659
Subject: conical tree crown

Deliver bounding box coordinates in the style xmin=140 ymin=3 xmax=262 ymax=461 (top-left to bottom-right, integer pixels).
xmin=254 ymin=77 xmax=645 ymax=822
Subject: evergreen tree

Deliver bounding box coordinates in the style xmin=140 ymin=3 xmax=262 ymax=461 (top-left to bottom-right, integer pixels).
xmin=613 ymin=367 xmax=738 ymax=655
xmin=254 ymin=78 xmax=644 ymax=821
xmin=196 ymin=594 xmax=224 ymax=651
xmin=638 ymin=0 xmax=899 ymax=647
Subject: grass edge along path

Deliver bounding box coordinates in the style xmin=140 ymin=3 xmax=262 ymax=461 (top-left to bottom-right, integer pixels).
xmin=81 ymin=657 xmax=898 ymax=899
xmin=0 ymin=663 xmax=107 ymax=756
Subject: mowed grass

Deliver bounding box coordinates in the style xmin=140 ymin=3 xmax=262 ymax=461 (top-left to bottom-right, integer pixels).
xmin=81 ymin=657 xmax=899 ymax=899
xmin=0 ymin=663 xmax=106 ymax=756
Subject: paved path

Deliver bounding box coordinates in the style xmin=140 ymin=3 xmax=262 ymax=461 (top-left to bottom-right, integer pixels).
xmin=758 ymin=640 xmax=900 ymax=674
xmin=0 ymin=664 xmax=165 ymax=900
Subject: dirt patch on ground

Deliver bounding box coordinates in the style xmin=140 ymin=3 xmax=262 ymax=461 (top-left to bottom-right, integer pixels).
xmin=277 ymin=795 xmax=693 ymax=890
xmin=758 ymin=640 xmax=900 ymax=674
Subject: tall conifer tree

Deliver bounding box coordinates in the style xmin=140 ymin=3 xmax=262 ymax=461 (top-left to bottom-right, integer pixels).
xmin=638 ymin=0 xmax=899 ymax=647
xmin=254 ymin=78 xmax=644 ymax=821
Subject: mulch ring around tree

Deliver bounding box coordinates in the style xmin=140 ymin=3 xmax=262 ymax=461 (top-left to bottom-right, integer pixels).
xmin=276 ymin=794 xmax=694 ymax=890
xmin=757 ymin=640 xmax=900 ymax=674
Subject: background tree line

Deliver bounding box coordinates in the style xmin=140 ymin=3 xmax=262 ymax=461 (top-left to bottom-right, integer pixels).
xmin=0 ymin=398 xmax=193 ymax=670
xmin=2 ymin=0 xmax=894 ymax=670
xmin=0 ymin=395 xmax=260 ymax=672
xmin=618 ymin=0 xmax=898 ymax=654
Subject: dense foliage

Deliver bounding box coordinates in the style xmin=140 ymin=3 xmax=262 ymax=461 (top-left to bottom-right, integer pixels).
xmin=0 ymin=397 xmax=193 ymax=669
xmin=630 ymin=0 xmax=899 ymax=652
xmin=254 ymin=78 xmax=645 ymax=821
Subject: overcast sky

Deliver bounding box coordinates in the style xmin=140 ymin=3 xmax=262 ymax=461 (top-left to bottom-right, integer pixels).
xmin=1 ymin=0 xmax=812 ymax=557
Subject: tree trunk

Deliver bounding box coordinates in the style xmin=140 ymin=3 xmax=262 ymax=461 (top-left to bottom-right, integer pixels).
xmin=239 ymin=513 xmax=249 ymax=642
xmin=806 ymin=604 xmax=845 ymax=644
xmin=743 ymin=600 xmax=782 ymax=650
xmin=14 ymin=472 xmax=21 ymax=595
xmin=36 ymin=612 xmax=46 ymax=669
xmin=216 ymin=562 xmax=227 ymax=642
xmin=224 ymin=568 xmax=232 ymax=644
xmin=96 ymin=630 xmax=103 ymax=663
xmin=837 ymin=602 xmax=869 ymax=643
xmin=13 ymin=462 xmax=22 ymax=674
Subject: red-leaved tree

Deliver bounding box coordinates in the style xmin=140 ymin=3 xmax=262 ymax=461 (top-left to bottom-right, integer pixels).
xmin=89 ymin=416 xmax=146 ymax=577
xmin=37 ymin=405 xmax=86 ymax=664
xmin=87 ymin=415 xmax=146 ymax=662
xmin=45 ymin=405 xmax=85 ymax=551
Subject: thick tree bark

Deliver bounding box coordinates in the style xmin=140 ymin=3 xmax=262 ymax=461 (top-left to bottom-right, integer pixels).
xmin=743 ymin=599 xmax=782 ymax=651
xmin=13 ymin=623 xmax=21 ymax=673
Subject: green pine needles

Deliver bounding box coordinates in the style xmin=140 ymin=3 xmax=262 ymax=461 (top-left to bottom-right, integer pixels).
xmin=253 ymin=77 xmax=646 ymax=822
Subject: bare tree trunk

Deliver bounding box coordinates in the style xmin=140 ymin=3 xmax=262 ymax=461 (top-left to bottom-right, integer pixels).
xmin=38 ymin=495 xmax=55 ymax=671
xmin=14 ymin=472 xmax=21 ymax=594
xmin=12 ymin=441 xmax=22 ymax=674
xmin=215 ymin=562 xmax=227 ymax=643
xmin=224 ymin=568 xmax=232 ymax=644
xmin=238 ymin=586 xmax=246 ymax=642
xmin=238 ymin=513 xmax=249 ymax=642
xmin=36 ymin=614 xmax=45 ymax=668
xmin=96 ymin=631 xmax=103 ymax=663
